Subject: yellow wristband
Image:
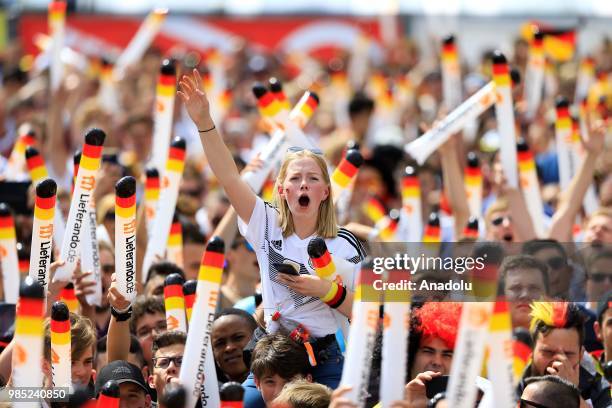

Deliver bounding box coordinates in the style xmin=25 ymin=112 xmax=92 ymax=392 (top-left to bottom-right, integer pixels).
xmin=320 ymin=281 xmax=339 ymax=303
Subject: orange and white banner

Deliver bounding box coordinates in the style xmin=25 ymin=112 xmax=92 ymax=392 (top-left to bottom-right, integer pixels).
xmin=12 ymin=278 xmax=46 ymax=389
xmin=446 ymin=302 xmax=495 ymax=407
xmin=29 ymin=179 xmax=56 ymax=297
xmin=405 ymin=81 xmax=495 ymax=165
xmin=113 ymin=8 xmax=168 ymax=79
xmin=492 ymin=52 xmax=518 ymax=188
xmin=180 ymin=237 xmax=224 ymax=408
xmin=115 ymin=176 xmax=137 ymax=303
xmin=54 ymin=129 xmax=105 ymax=282
xmin=339 ymin=267 xmax=380 ymax=406
xmin=51 ymin=301 xmax=71 ymax=389
xmin=142 ymin=137 xmax=186 ymax=281
xmin=150 ymin=59 xmax=177 ymax=174
xmin=441 ymin=35 xmax=462 ymax=110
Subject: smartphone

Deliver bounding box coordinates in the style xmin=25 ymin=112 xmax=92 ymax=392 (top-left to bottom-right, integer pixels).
xmin=273 ymin=262 xmax=300 ymax=276
xmin=425 ymin=375 xmax=449 ymax=399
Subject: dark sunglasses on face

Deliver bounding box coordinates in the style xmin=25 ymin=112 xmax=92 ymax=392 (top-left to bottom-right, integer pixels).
xmin=545 ymin=256 xmax=566 ymax=270
xmin=491 ymin=215 xmax=511 ymax=226
xmin=153 ymin=355 xmax=183 ymax=369
xmin=590 ymin=273 xmax=612 ymax=283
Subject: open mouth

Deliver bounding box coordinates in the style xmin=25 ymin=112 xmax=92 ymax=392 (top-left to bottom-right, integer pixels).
xmin=503 ymin=233 xmax=513 ymax=242
xmin=298 ymin=194 xmax=310 ymax=208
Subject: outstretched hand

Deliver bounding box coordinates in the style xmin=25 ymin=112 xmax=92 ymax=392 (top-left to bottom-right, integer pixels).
xmin=582 ymin=117 xmax=607 ymax=155
xmin=177 ymin=69 xmax=212 ymax=130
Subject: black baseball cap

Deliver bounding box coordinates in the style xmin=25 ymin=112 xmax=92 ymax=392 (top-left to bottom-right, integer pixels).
xmin=95 ymin=360 xmax=150 ymax=397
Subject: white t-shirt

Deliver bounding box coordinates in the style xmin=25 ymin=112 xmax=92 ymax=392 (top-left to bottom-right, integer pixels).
xmin=238 ymin=197 xmax=365 ymax=337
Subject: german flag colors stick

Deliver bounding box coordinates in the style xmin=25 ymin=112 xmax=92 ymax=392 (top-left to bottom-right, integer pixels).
xmin=81 ymin=194 xmax=102 ymax=307
xmin=6 ymin=129 xmax=37 ymax=179
xmin=524 ymin=30 xmax=545 ymax=120
xmin=253 ymin=83 xmax=282 ymax=126
xmin=269 ymin=77 xmax=291 ymax=117
xmin=97 ymin=380 xmax=120 ymax=408
xmin=339 ymin=267 xmax=380 ymax=405
xmin=179 ymin=237 xmax=223 ymax=408
xmin=144 ymin=168 xmax=160 ymax=235
xmin=48 ymin=0 xmax=66 ymax=91
xmin=164 ymin=273 xmax=187 ymax=333
xmin=517 ymin=139 xmax=546 ymax=237
xmin=374 ymin=212 xmax=399 ymax=242
xmin=331 ymin=148 xmax=363 ymax=204
xmin=463 ymin=216 xmax=480 ymax=240
xmin=59 ymin=282 xmax=78 ymax=313
xmin=0 ymin=203 xmax=19 ymax=303
xmin=166 ymin=213 xmax=183 ymax=268
xmin=362 ymin=197 xmax=386 ymax=225
xmin=220 ymin=382 xmax=244 ymax=408
xmin=380 ymin=270 xmax=410 ymax=407
xmin=261 ymin=177 xmax=274 ymax=202
xmin=464 ymin=152 xmax=483 ymax=219
xmin=29 ymin=179 xmax=56 ymax=295
xmin=555 ymin=97 xmax=573 ymax=190
xmin=405 ymin=81 xmax=496 ymax=165
xmin=486 ymin=301 xmax=517 ymax=408
xmin=11 ymin=278 xmax=45 ymax=389
xmin=308 ymin=238 xmax=336 ymax=279
xmin=441 ymin=35 xmax=462 ymax=110
xmin=544 ymin=57 xmax=558 ymax=99
xmin=423 ymin=212 xmax=441 ymax=243
xmin=26 ymin=147 xmax=66 ymax=250
xmin=446 ymin=302 xmax=495 ymax=407
xmin=18 ymin=246 xmax=29 ymax=276
xmin=143 ymin=137 xmax=186 ymax=281
xmin=397 ymin=166 xmax=422 ymax=242
xmin=288 ymin=91 xmax=319 ymax=129
xmin=183 ymin=280 xmax=197 ymax=325
xmin=115 ymin=176 xmax=137 ymax=303
xmin=113 ymin=8 xmax=168 ymax=80
xmin=492 ymin=51 xmax=519 ymax=188
xmin=25 ymin=146 xmax=48 ymax=182
xmin=51 ymin=301 xmax=71 ymax=388
xmin=576 ymin=102 xmax=599 ymax=216
xmin=150 ymin=59 xmax=177 ymax=173
xmin=55 ymin=129 xmax=105 ymax=282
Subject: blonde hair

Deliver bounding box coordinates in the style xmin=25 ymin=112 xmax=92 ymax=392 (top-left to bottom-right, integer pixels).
xmin=485 ymin=197 xmax=510 ymax=224
xmin=272 ymin=150 xmax=338 ymax=238
xmin=273 ymin=379 xmax=331 ymax=408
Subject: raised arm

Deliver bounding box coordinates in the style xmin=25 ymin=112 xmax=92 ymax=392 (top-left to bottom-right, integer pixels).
xmin=178 ymin=70 xmax=257 ymax=223
xmin=438 ymin=134 xmax=470 ymax=239
xmin=548 ymin=120 xmax=606 ymax=241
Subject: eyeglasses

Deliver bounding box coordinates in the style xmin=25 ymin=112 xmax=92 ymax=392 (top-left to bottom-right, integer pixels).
xmin=590 ymin=273 xmax=612 ymax=283
xmin=545 ymin=256 xmax=566 ymax=270
xmin=519 ymin=398 xmax=549 ymax=408
xmin=491 ymin=215 xmax=511 ymax=226
xmin=153 ymin=355 xmax=183 ymax=369
xmin=286 ymin=146 xmax=324 ymax=156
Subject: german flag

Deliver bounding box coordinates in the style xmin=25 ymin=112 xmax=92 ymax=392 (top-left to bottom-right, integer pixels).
xmin=521 ymin=22 xmax=575 ymax=62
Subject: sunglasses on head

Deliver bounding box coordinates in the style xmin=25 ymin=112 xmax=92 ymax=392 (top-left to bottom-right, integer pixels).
xmin=491 ymin=215 xmax=511 ymax=226
xmin=286 ymin=146 xmax=324 ymax=156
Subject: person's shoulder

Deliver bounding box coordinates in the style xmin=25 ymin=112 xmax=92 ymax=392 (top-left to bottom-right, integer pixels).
xmin=334 ymin=227 xmax=366 ymax=261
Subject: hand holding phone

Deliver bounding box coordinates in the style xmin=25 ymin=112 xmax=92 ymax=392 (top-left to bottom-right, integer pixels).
xmin=273 ymin=262 xmax=300 ymax=276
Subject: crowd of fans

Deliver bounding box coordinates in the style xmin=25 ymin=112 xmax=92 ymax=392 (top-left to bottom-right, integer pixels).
xmin=0 ymin=14 xmax=611 ymax=408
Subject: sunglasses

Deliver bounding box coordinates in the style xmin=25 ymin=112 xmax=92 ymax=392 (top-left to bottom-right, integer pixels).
xmin=153 ymin=355 xmax=183 ymax=369
xmin=491 ymin=215 xmax=511 ymax=226
xmin=287 ymin=146 xmax=324 ymax=156
xmin=590 ymin=273 xmax=612 ymax=283
xmin=545 ymin=256 xmax=566 ymax=270
xmin=519 ymin=398 xmax=549 ymax=408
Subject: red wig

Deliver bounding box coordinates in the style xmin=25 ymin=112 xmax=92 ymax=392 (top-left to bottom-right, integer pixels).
xmin=413 ymin=302 xmax=463 ymax=350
